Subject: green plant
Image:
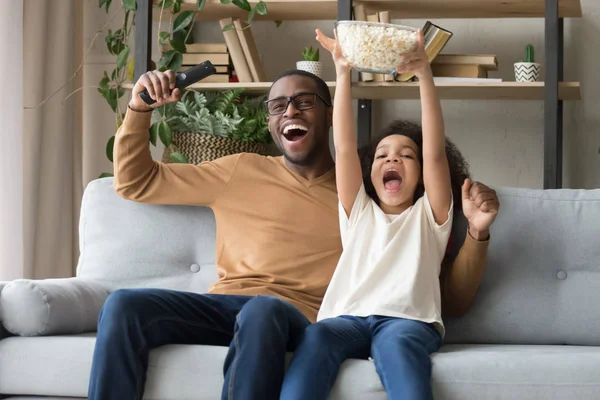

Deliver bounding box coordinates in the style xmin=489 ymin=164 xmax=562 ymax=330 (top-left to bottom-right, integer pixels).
xmin=151 ymin=89 xmax=272 ymax=163
xmin=302 ymin=46 xmax=320 ymax=62
xmin=524 ymin=44 xmax=535 ymax=63
xmin=98 ymin=0 xmax=272 ymax=177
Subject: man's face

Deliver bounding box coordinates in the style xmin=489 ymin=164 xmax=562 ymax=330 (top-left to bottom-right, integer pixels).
xmin=266 ymin=76 xmax=332 ymax=166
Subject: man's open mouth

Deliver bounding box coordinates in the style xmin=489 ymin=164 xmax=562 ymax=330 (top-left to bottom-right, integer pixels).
xmin=282 ymin=124 xmax=308 ymax=142
xmin=383 ymin=169 xmax=403 ymax=192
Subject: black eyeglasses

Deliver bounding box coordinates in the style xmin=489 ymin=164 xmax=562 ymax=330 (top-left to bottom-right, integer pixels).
xmin=264 ymin=93 xmax=331 ymax=116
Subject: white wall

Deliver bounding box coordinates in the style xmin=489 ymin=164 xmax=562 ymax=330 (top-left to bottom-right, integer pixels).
xmin=83 ymin=1 xmax=600 ymax=190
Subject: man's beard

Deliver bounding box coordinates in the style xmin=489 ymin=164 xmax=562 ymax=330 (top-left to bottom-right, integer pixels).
xmin=275 ymin=139 xmax=319 ymax=167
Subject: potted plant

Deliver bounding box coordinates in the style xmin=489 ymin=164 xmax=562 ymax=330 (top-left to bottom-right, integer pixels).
xmin=296 ymin=46 xmax=323 ymax=78
xmin=152 ymin=89 xmax=272 ymax=164
xmin=514 ymin=44 xmax=541 ymax=82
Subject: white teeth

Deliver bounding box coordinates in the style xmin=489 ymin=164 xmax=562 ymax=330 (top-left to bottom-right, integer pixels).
xmin=283 ymin=124 xmax=309 ymax=134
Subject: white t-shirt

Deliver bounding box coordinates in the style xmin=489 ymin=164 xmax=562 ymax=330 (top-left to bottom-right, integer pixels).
xmin=317 ymin=184 xmax=453 ymax=337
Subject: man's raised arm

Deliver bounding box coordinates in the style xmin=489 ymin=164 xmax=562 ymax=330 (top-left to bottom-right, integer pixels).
xmin=113 ymin=70 xmax=238 ymax=206
xmin=441 ymin=180 xmax=500 ymax=317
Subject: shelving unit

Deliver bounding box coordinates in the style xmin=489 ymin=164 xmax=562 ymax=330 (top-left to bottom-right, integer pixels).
xmin=134 ymin=0 xmax=582 ymax=189
xmin=122 ymin=81 xmax=581 ymax=101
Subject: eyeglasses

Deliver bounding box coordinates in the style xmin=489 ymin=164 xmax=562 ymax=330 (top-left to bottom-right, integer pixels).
xmin=264 ymin=93 xmax=331 ymax=116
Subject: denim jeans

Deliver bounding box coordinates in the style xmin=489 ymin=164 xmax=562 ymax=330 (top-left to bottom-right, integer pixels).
xmin=280 ymin=315 xmax=442 ymax=400
xmin=87 ymin=289 xmax=310 ymax=400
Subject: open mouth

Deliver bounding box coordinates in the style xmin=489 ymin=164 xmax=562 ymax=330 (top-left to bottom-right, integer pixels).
xmin=282 ymin=124 xmax=308 ymax=142
xmin=383 ymin=169 xmax=403 ymax=192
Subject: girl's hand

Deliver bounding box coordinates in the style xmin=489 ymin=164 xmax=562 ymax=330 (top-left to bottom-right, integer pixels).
xmin=395 ymin=29 xmax=432 ymax=79
xmin=316 ymin=28 xmax=350 ymax=76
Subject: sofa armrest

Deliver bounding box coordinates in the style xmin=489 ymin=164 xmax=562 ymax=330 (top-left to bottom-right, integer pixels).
xmin=0 ymin=278 xmax=109 ymax=336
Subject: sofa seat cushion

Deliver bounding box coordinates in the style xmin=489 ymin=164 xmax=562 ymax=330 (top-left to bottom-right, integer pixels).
xmin=2 ymin=335 xmax=600 ymax=399
xmin=433 ymin=344 xmax=600 ymax=399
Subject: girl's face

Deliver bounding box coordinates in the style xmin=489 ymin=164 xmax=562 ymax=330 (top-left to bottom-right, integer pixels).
xmin=370 ymin=134 xmax=421 ymax=214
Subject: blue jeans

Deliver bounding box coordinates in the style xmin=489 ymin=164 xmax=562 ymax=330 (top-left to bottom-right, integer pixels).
xmin=87 ymin=289 xmax=310 ymax=400
xmin=280 ymin=315 xmax=442 ymax=400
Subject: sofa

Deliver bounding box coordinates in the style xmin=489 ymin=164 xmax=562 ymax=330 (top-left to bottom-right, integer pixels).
xmin=1 ymin=176 xmax=599 ymax=399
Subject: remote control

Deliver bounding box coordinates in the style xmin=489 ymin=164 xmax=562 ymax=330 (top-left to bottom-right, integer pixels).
xmin=139 ymin=60 xmax=217 ymax=105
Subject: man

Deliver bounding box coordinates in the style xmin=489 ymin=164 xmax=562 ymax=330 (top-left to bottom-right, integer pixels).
xmin=87 ymin=68 xmax=498 ymax=400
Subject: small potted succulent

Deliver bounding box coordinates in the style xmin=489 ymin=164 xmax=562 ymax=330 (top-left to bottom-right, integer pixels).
xmin=514 ymin=44 xmax=541 ymax=82
xmin=296 ymin=46 xmax=323 ymax=77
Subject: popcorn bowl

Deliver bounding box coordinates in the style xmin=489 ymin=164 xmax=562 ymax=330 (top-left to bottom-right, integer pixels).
xmin=334 ymin=21 xmax=419 ymax=74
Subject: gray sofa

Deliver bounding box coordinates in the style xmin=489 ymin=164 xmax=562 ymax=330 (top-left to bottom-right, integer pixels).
xmin=1 ymin=177 xmax=599 ymax=399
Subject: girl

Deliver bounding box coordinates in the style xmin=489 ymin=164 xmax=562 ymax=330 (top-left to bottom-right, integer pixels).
xmin=280 ymin=29 xmax=454 ymax=400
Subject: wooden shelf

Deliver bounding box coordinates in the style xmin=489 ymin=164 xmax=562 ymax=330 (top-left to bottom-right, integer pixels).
xmin=353 ymin=81 xmax=581 ymax=100
xmin=122 ymin=81 xmax=581 ymax=101
xmin=159 ymin=0 xmax=582 ymax=20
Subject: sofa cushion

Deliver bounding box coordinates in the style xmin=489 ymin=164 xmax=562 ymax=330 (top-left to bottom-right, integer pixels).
xmin=0 ymin=278 xmax=108 ymax=336
xmin=444 ymin=186 xmax=600 ymax=346
xmin=433 ymin=344 xmax=600 ymax=399
xmin=76 ymin=178 xmax=218 ymax=294
xmin=2 ymin=335 xmax=599 ymax=400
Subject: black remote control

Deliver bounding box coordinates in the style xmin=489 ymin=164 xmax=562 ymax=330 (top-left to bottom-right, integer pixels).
xmin=139 ymin=60 xmax=217 ymax=105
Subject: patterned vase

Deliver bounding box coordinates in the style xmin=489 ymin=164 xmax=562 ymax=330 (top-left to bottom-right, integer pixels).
xmin=296 ymin=61 xmax=323 ymax=78
xmin=514 ymin=62 xmax=541 ymax=82
xmin=162 ymin=132 xmax=269 ymax=164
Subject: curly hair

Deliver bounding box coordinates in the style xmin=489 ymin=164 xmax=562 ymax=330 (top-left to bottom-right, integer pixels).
xmin=358 ymin=120 xmax=470 ymax=215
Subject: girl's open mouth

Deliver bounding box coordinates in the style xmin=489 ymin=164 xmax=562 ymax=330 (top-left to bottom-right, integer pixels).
xmin=383 ymin=169 xmax=403 ymax=192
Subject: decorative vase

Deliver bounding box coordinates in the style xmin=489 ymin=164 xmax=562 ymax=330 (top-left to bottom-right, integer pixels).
xmin=514 ymin=62 xmax=541 ymax=82
xmin=296 ymin=61 xmax=323 ymax=78
xmin=162 ymin=131 xmax=270 ymax=164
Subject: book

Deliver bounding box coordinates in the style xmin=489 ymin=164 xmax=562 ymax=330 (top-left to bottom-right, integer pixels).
xmin=433 ymin=77 xmax=503 ymax=83
xmin=431 ymin=64 xmax=488 ymax=78
xmin=161 ymin=42 xmax=227 ymax=53
xmin=219 ymin=17 xmax=253 ymax=83
xmin=367 ymin=13 xmax=385 ymax=82
xmin=433 ymin=54 xmax=498 ymax=70
xmin=233 ymin=18 xmax=267 ymax=82
xmin=180 ymin=65 xmax=229 ymax=74
xmin=182 ymin=53 xmax=229 ymax=66
xmin=378 ymin=11 xmax=395 ymax=82
xmin=396 ymin=21 xmax=453 ymax=82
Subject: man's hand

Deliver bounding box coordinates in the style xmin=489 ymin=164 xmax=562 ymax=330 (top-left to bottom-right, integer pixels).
xmin=462 ymin=179 xmax=499 ymax=241
xmin=128 ymin=70 xmax=182 ymax=113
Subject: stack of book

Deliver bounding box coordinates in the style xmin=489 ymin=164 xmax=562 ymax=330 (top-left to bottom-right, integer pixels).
xmin=431 ymin=54 xmax=502 ymax=82
xmin=218 ymin=17 xmax=266 ymax=83
xmin=161 ymin=17 xmax=267 ymax=84
xmin=162 ymin=42 xmax=231 ymax=83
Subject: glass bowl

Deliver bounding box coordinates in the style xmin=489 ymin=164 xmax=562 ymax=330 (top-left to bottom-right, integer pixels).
xmin=334 ymin=20 xmax=419 ymax=74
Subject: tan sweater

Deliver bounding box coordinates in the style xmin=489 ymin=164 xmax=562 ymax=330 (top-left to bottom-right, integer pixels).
xmin=114 ymin=108 xmax=489 ymax=322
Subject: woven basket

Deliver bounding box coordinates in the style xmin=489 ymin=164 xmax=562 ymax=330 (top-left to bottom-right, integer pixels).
xmin=162 ymin=131 xmax=270 ymax=164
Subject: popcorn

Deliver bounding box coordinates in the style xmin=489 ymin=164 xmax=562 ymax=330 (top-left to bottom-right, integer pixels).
xmin=336 ymin=22 xmax=419 ymax=74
